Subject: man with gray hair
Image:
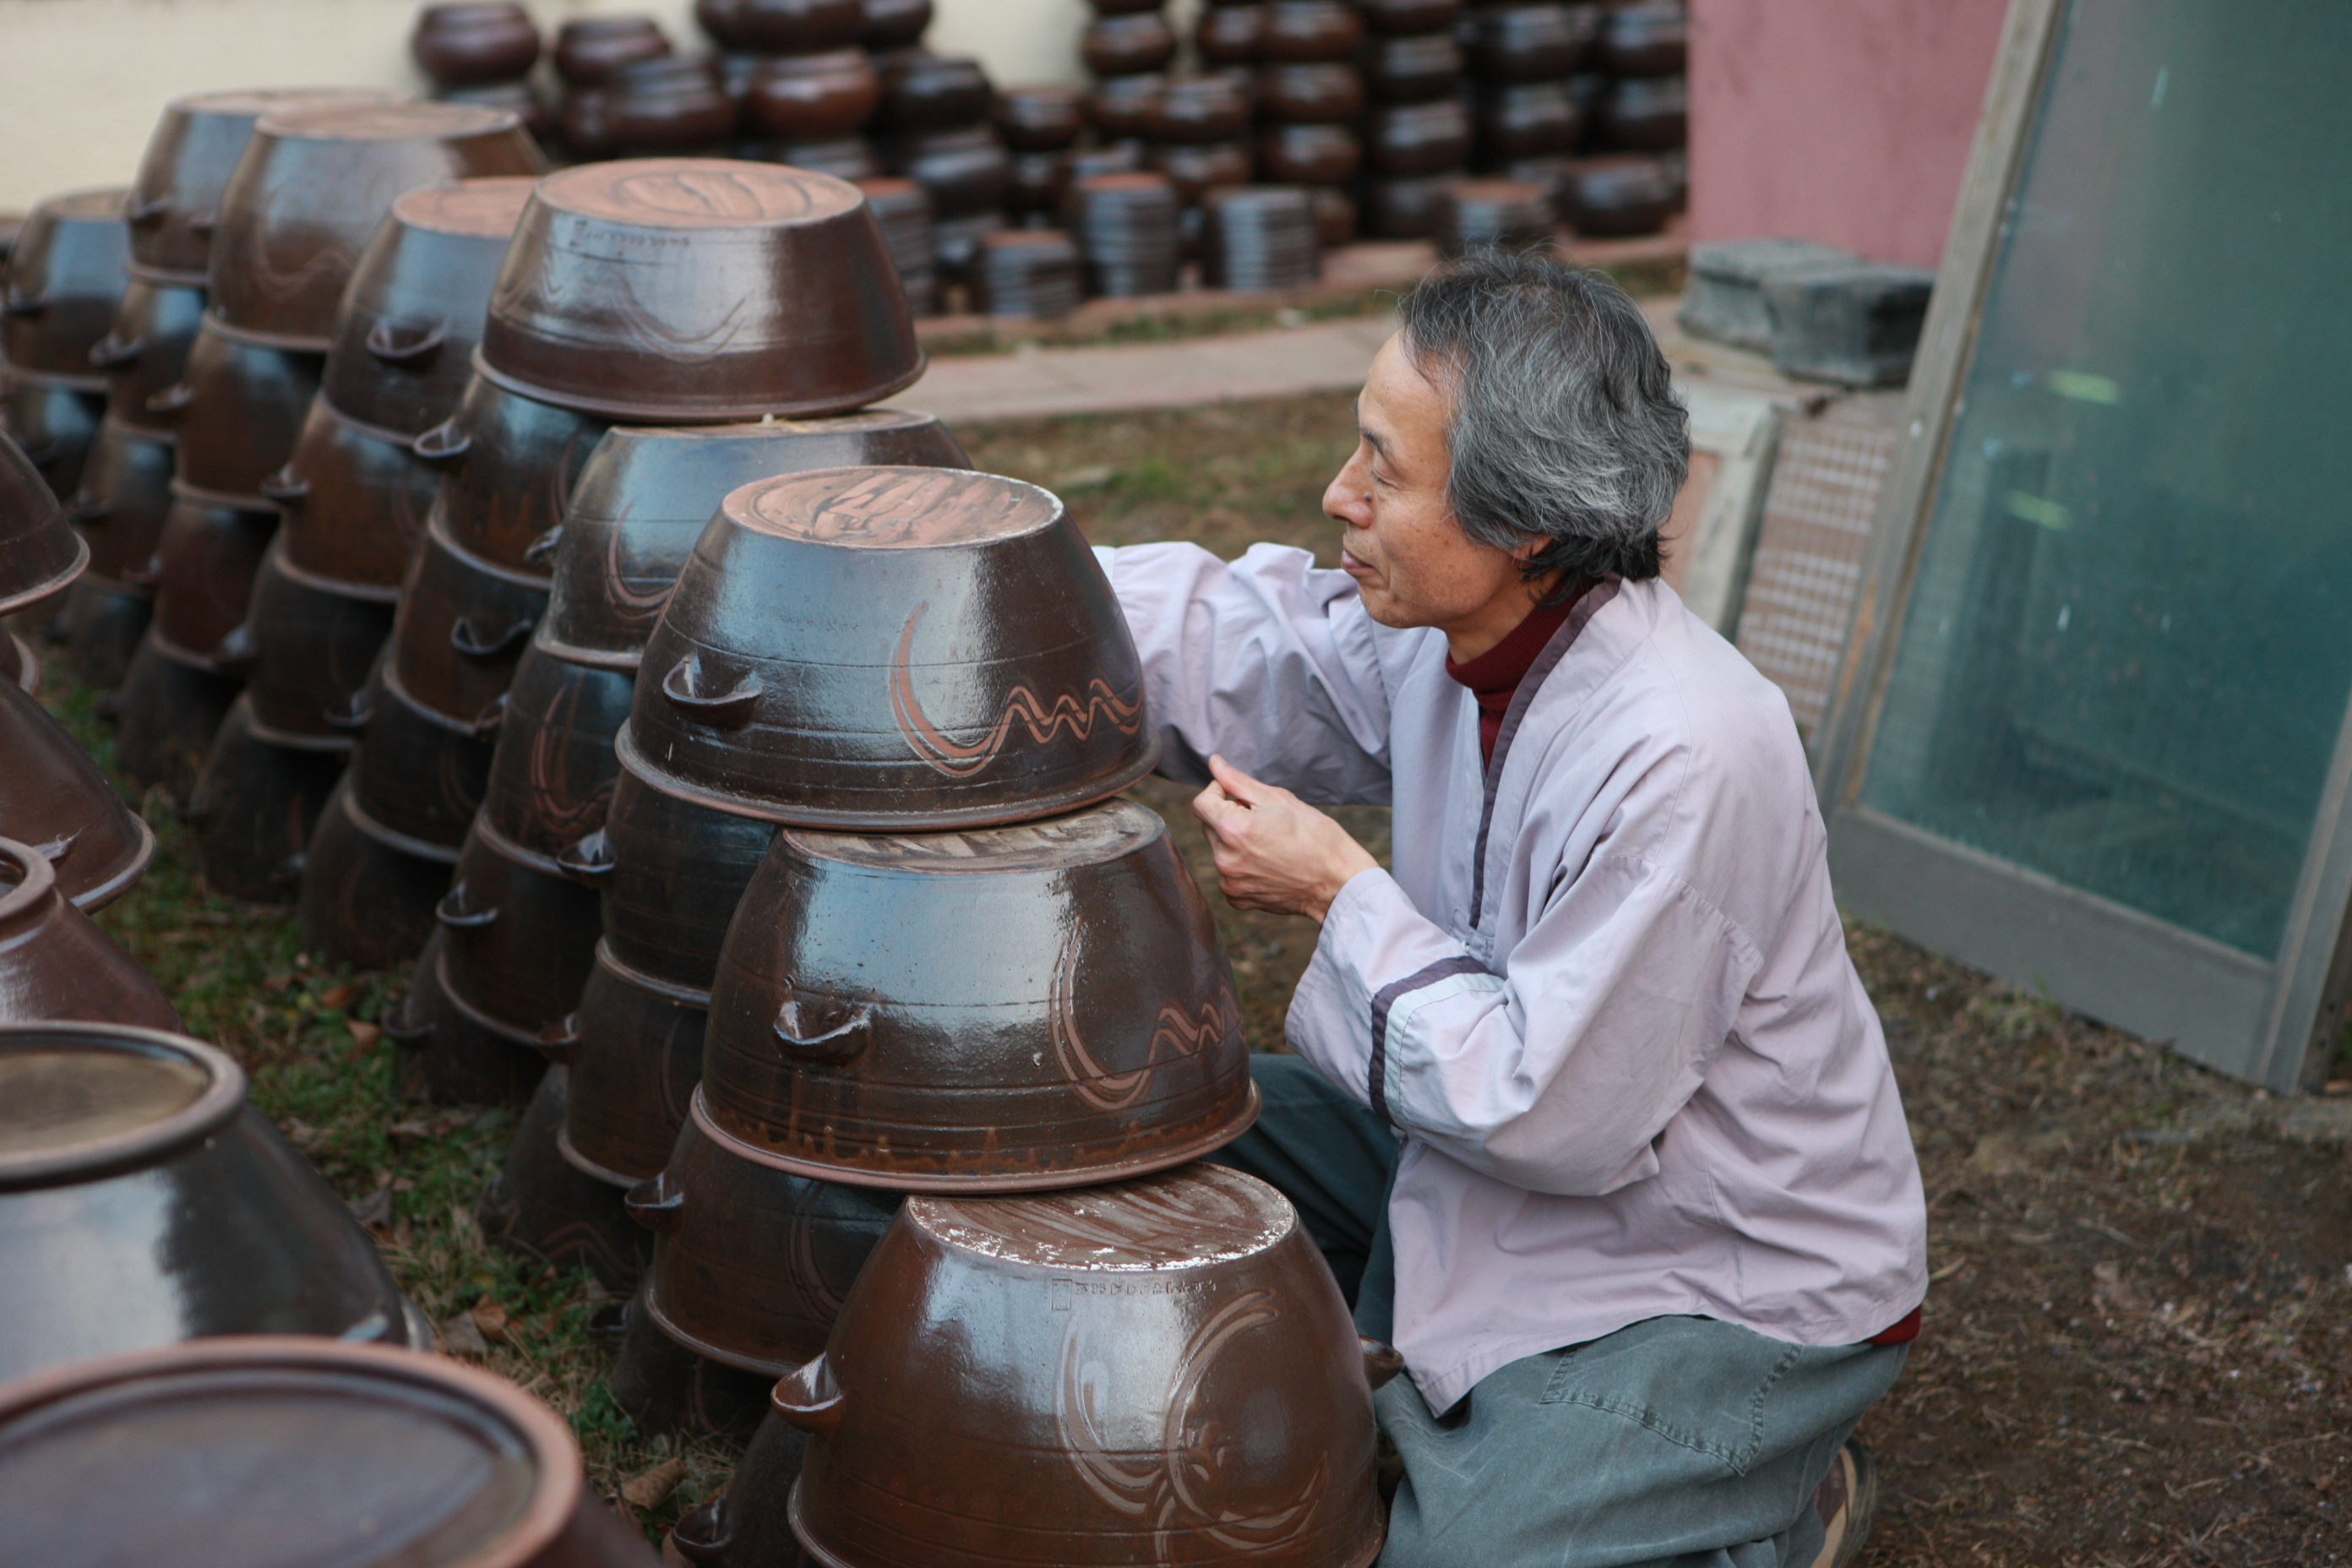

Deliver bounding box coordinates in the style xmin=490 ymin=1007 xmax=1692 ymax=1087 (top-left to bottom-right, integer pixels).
xmin=1097 ymin=252 xmax=1927 ymax=1567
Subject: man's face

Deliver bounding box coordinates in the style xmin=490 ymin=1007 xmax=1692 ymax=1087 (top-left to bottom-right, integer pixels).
xmin=1324 ymin=334 xmax=1527 ymax=649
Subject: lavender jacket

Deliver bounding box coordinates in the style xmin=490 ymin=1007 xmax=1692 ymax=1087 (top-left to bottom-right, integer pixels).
xmin=1100 ymin=542 xmax=1930 ymax=1412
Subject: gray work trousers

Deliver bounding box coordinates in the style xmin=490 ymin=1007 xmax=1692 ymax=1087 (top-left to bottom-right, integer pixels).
xmin=1212 ymin=1054 xmax=1908 ymax=1568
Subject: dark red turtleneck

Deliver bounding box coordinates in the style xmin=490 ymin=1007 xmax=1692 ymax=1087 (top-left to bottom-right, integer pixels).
xmin=1442 ymin=586 xmax=1589 ymax=770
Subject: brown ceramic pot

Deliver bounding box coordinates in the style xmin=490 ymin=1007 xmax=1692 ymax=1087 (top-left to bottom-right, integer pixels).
xmin=776 ymin=1163 xmax=1391 ymax=1568
xmin=1005 ymin=150 xmax=1075 ymax=216
xmin=0 ymin=1336 xmax=656 ymax=1567
xmin=207 ymin=101 xmax=543 ymax=349
xmin=269 ymin=396 xmax=441 ymax=591
xmin=667 ymin=1407 xmax=815 ymax=1565
xmin=1436 ymin=177 xmax=1558 ymax=259
xmin=89 ymin=264 xmax=207 ymax=437
xmin=3 ymin=373 xmax=108 ymax=504
xmin=386 ymin=928 xmax=551 ymax=1107
xmin=1600 ymin=1 xmax=1685 ymax=77
xmin=437 ymin=818 xmax=607 ymax=1037
xmin=478 ymin=642 xmax=635 ymax=860
xmin=319 ymin=177 xmax=537 ymax=438
xmin=541 ymin=411 xmax=967 ymax=673
xmin=0 ymin=427 xmax=88 ymax=617
xmin=60 ymin=574 xmax=154 ymax=692
xmin=991 ymin=84 xmax=1086 ymax=151
xmin=546 ymin=943 xmax=708 ymax=1182
xmin=0 ymin=1025 xmax=424 ymax=1384
xmin=107 ymin=634 xmax=242 ymax=798
xmin=969 ymin=229 xmax=1085 ymax=319
xmin=230 ymin=542 xmax=400 ymax=741
xmin=126 ymin=87 xmax=407 ymax=275
xmin=1080 ymin=13 xmax=1178 ymax=75
xmin=1 ymin=188 xmax=131 ymax=377
xmin=699 ymin=0 xmax=864 ymax=51
xmin=414 ymin=369 xmax=612 ymax=575
xmin=1151 ymin=74 xmax=1254 ymax=141
xmin=1467 ymin=2 xmax=1599 ymax=82
xmin=389 ymin=511 xmax=552 ymax=728
xmin=186 ymin=695 xmax=348 ymax=901
xmin=1256 ymin=121 xmax=1359 ymax=185
xmin=625 ymin=467 xmax=1155 ymax=829
xmin=885 ymin=125 xmax=1011 ymax=217
xmin=1559 ymin=152 xmax=1679 ymax=235
xmin=296 ymin=767 xmax=457 ymax=969
xmin=1086 ymin=72 xmax=1165 ymax=139
xmin=558 ymin=86 xmax=623 ymax=160
xmin=555 ymin=15 xmax=674 ymax=86
xmin=630 ymin=1102 xmax=900 ymax=1374
xmin=1360 ymin=0 xmax=1456 ymax=33
xmin=1598 ymin=74 xmax=1687 ymax=151
xmin=1477 ymin=79 xmax=1581 ymax=161
xmin=605 ymin=57 xmax=742 ymax=155
xmin=64 ymin=416 xmax=176 ymax=583
xmin=0 ymin=678 xmax=155 ymax=912
xmin=148 ymin=486 xmax=275 ymax=667
xmin=701 ymin=799 xmax=1253 ymax=1190
xmin=436 ymin=78 xmax=553 ymax=140
xmin=746 ymin=49 xmax=882 ymax=139
xmin=411 ymin=2 xmax=543 ymax=85
xmin=1358 ymin=32 xmax=1462 ymax=103
xmin=1363 ymin=97 xmax=1472 ymax=175
xmin=348 ymin=657 xmax=502 ymax=852
xmin=874 ymin=53 xmax=992 ymax=133
xmin=1202 ymin=183 xmax=1322 ymax=291
xmin=1195 ymin=4 xmax=1264 ymax=66
xmin=478 ymin=1064 xmax=652 ymax=1288
xmin=0 ymin=837 xmax=177 ymax=1029
xmin=858 ymin=0 xmax=930 ymax=51
xmin=1358 ymin=172 xmax=1458 ymax=238
xmin=572 ymin=758 xmax=774 ymax=994
xmin=0 ymin=634 xmax=32 ymax=696
xmin=1146 ymin=141 xmax=1255 ymax=205
xmin=479 ymin=161 xmax=922 ymax=422
xmin=1255 ymin=61 xmax=1361 ymax=125
xmin=157 ymin=314 xmax=324 ymax=507
xmin=1260 ymin=0 xmax=1363 ymax=62
xmin=607 ymin=1282 xmax=772 ymax=1440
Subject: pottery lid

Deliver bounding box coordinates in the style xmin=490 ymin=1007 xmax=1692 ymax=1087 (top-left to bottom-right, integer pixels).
xmin=909 ymin=1163 xmax=1294 ymax=1271
xmin=727 ymin=465 xmax=1057 ymax=550
xmin=0 ymin=1337 xmax=580 ymax=1568
xmin=390 ymin=176 xmax=540 ymax=237
xmin=787 ymin=798 xmax=1161 ymax=873
xmin=253 ymin=100 xmax=520 ymax=144
xmin=536 ymin=157 xmax=860 ymax=229
xmin=0 ymin=1025 xmax=244 ymax=1190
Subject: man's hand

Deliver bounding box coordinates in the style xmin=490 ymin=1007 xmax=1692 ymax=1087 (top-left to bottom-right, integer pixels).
xmin=1191 ymin=754 xmax=1380 ymax=923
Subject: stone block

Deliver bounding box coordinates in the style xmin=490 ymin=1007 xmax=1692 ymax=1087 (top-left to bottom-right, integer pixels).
xmin=1761 ymin=264 xmax=1936 ymax=387
xmin=1677 ymin=237 xmax=1863 ymax=351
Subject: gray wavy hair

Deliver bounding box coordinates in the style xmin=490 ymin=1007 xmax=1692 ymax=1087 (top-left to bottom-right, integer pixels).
xmin=1395 ymin=252 xmax=1689 ymax=593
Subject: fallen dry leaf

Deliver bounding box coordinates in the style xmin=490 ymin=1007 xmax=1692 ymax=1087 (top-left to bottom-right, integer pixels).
xmin=471 ymin=1298 xmax=509 ymax=1341
xmin=438 ymin=1312 xmax=489 ymax=1357
xmin=344 ymin=1019 xmax=382 ymax=1063
xmin=619 ymin=1457 xmax=689 ymax=1511
xmin=319 ymin=983 xmax=359 ymax=1010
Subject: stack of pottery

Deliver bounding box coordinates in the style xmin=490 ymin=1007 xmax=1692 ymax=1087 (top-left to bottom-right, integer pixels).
xmin=0 ymin=188 xmax=125 ymax=511
xmin=1236 ymin=0 xmax=1364 ymax=242
xmin=411 ymin=1 xmax=551 ymax=140
xmin=1203 ymin=182 xmax=1323 ymax=291
xmin=0 ymin=658 xmax=155 ymax=924
xmin=703 ymin=0 xmax=886 ymax=178
xmin=0 ymin=836 xmax=176 ymax=1029
xmin=550 ymin=14 xmax=677 ymax=159
xmin=993 ymin=84 xmax=1086 ymax=233
xmin=191 ymin=177 xmax=536 ymax=906
xmin=1553 ymin=0 xmax=1685 ymax=237
xmin=852 ymin=175 xmax=939 ymax=315
xmin=1453 ymin=1 xmax=1586 ymax=227
xmin=968 ymin=228 xmax=1085 ymax=318
xmin=873 ymin=52 xmax=1008 ymax=290
xmin=1065 ymin=170 xmax=1184 ymax=297
xmin=1348 ymin=0 xmax=1462 ymax=242
xmin=115 ymin=99 xmax=542 ymax=798
xmin=2 ymin=400 xmax=92 ymax=650
xmin=1435 ymin=175 xmax=1558 ymax=258
xmin=1147 ymin=73 xmax=1256 ymax=220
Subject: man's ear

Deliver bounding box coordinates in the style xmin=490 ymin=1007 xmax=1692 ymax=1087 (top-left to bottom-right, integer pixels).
xmin=1510 ymin=534 xmax=1549 ymax=565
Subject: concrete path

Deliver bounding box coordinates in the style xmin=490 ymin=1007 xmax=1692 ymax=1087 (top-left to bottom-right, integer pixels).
xmin=907 ymin=313 xmax=1396 ymax=426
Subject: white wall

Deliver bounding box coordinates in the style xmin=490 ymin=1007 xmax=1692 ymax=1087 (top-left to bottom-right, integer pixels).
xmin=0 ymin=0 xmax=1124 ymax=211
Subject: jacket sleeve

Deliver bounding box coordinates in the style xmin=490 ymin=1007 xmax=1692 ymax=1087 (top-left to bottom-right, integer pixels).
xmin=1286 ymin=825 xmax=1763 ymax=1198
xmin=1098 ymin=542 xmax=1396 ymax=805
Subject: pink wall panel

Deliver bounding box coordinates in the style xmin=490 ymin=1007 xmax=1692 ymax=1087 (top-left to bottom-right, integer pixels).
xmin=1689 ymin=0 xmax=2011 ymax=268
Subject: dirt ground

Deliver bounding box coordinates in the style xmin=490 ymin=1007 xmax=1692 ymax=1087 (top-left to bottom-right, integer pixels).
xmin=50 ymin=388 xmax=2352 ymax=1563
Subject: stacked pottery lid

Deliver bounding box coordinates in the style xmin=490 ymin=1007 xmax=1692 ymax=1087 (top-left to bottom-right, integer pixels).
xmin=1064 ymin=171 xmax=1184 ymax=297
xmin=1203 ymin=182 xmax=1321 ymax=291
xmin=1435 ymin=177 xmax=1560 ymax=259
xmin=994 ymin=83 xmax=1086 ymax=231
xmin=969 ymin=227 xmax=1084 ymax=318
xmin=852 ymin=174 xmax=939 ymax=315
xmin=870 ymin=52 xmax=1007 ymax=286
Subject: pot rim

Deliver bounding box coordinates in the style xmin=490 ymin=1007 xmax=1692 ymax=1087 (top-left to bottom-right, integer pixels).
xmin=553 ymin=1123 xmax=643 ymax=1192
xmin=0 ymin=835 xmax=63 ymax=936
xmin=63 ymin=811 xmax=155 ymax=914
xmin=0 ymin=1021 xmax=246 ymax=1189
xmin=340 ymin=770 xmax=467 ymax=864
xmin=469 ymin=349 xmax=932 ymax=429
xmin=594 ymin=938 xmax=715 ymax=1009
xmin=0 ymin=530 xmax=89 ymax=619
xmin=0 ymin=1334 xmax=587 ymax=1568
xmin=639 ymin=1281 xmax=799 ymax=1376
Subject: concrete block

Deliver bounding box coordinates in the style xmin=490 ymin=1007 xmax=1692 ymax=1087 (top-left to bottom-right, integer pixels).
xmin=1677 ymin=237 xmax=1863 ymax=351
xmin=1761 ymin=264 xmax=1936 ymax=387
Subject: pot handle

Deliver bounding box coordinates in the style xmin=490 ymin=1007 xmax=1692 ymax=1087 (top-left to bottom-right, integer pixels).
xmin=435 ymin=881 xmax=498 ymax=928
xmin=365 ymin=319 xmax=448 ymax=366
xmin=535 ymin=1012 xmax=582 ymax=1064
xmin=86 ymin=332 xmax=143 ymax=368
xmin=412 ymin=418 xmax=472 ymax=464
xmin=449 ymin=615 xmax=534 ymax=659
xmin=123 ymin=193 xmax=170 ymax=226
xmin=144 ymin=383 xmax=195 ymax=418
xmin=66 ymin=492 xmax=110 ymax=526
xmin=662 ymin=656 xmax=762 ymax=730
xmin=1359 ymin=1337 xmax=1405 ymax=1391
xmin=523 ymin=523 xmax=564 ymax=565
xmin=773 ymin=998 xmax=871 ymax=1062
xmin=623 ymin=1171 xmax=685 ymax=1233
xmin=324 ymin=688 xmax=373 ymax=732
xmin=771 ymin=1354 xmax=845 ymax=1433
xmin=555 ymin=826 xmax=617 ymax=883
xmin=210 ymin=622 xmax=257 ymax=678
xmin=259 ymin=466 xmax=310 ymax=504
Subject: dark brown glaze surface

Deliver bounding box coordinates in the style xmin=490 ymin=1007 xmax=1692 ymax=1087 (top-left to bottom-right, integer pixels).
xmin=668 ymin=1408 xmax=814 ymax=1566
xmin=238 ymin=542 xmax=399 ymax=738
xmin=387 ymin=929 xmax=553 ymax=1108
xmin=1360 ymin=0 xmax=1456 ymax=33
xmin=437 ymin=819 xmax=606 ymax=1038
xmin=128 ymin=87 xmax=409 ymax=274
xmin=1598 ymin=74 xmax=1687 ymax=150
xmin=320 ymin=177 xmax=537 ymax=438
xmin=164 ymin=315 xmax=324 ymax=505
xmin=480 ymin=1064 xmax=652 ymax=1291
xmin=90 ymin=267 xmax=207 ymax=433
xmin=557 ymin=943 xmax=708 ymax=1182
xmin=61 ymin=576 xmax=154 ymax=693
xmin=149 ymin=487 xmax=276 ymax=663
xmin=351 ymin=660 xmax=499 ymax=850
xmin=590 ymin=759 xmax=775 ymax=994
xmin=0 ymin=633 xmax=32 ymax=695
xmin=1475 ymin=81 xmax=1580 ymax=162
xmin=0 ymin=838 xmax=179 ymax=1029
xmin=0 ymin=1026 xmax=419 ymax=1383
xmin=991 ymin=84 xmax=1086 ymax=152
xmin=608 ymin=1284 xmax=772 ymax=1440
xmin=270 ymin=395 xmax=441 ymax=590
xmin=1259 ymin=0 xmax=1364 ymax=62
xmin=1360 ymin=32 xmax=1462 ymax=102
xmin=73 ymin=405 xmax=177 ymax=588
xmin=0 ymin=678 xmax=155 ymax=912
xmin=635 ymin=1098 xmax=899 ymax=1374
xmin=478 ymin=159 xmax=923 ymax=422
xmin=1254 ymin=62 xmax=1362 ymax=126
xmin=296 ymin=770 xmax=455 ymax=970
xmin=1256 ymin=121 xmax=1361 ymax=186
xmin=1558 ymin=152 xmax=1679 ymax=237
xmin=108 ymin=636 xmax=242 ymax=798
xmin=857 ymin=0 xmax=930 ymax=52
xmin=700 ymin=798 xmax=1255 ymax=1190
xmin=1598 ymin=2 xmax=1685 ymax=77
xmin=698 ymin=0 xmax=865 ymax=52
xmin=1363 ymin=97 xmax=1473 ymax=176
xmin=411 ymin=3 xmax=543 ymax=84
xmin=555 ymin=16 xmax=674 ymax=86
xmin=3 ymin=373 xmax=108 ymax=504
xmin=743 ymin=50 xmax=882 ymax=140
xmin=541 ymin=410 xmax=969 ymax=667
xmin=625 ymin=466 xmax=1157 ymax=829
xmin=0 ymin=427 xmax=88 ymax=616
xmin=187 ymin=697 xmax=346 ymax=902
xmin=480 ymin=643 xmax=634 ymax=860
xmin=389 ymin=510 xmax=553 ymax=728
xmin=421 ymin=366 xmax=613 ymax=574
xmin=206 ymin=101 xmax=544 ymax=348
xmin=781 ymin=1163 xmax=1386 ymax=1568
xmin=1467 ymin=1 xmax=1599 ymax=82
xmin=1 ymin=188 xmax=131 ymax=377
xmin=0 ymin=1336 xmax=656 ymax=1568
